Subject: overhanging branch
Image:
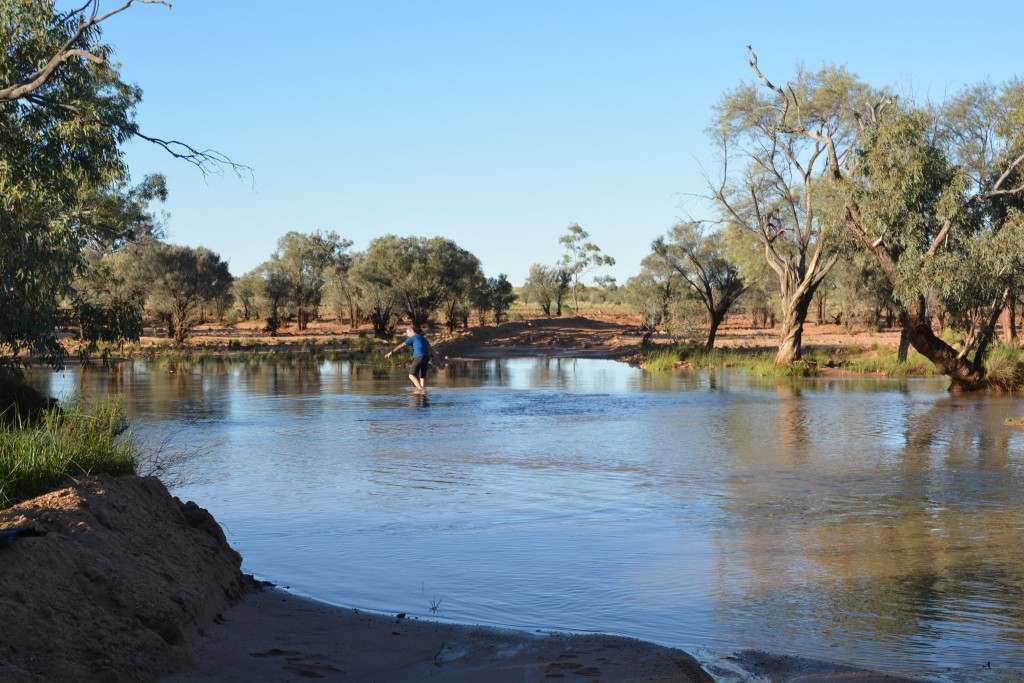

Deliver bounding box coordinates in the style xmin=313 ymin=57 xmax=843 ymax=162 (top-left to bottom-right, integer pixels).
xmin=134 ymin=132 xmax=252 ymax=179
xmin=1 ymin=1 xmax=171 ymax=102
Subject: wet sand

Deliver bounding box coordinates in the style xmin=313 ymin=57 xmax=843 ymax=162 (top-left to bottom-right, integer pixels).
xmin=158 ymin=586 xmax=716 ymax=683
xmin=158 ymin=586 xmax=935 ymax=683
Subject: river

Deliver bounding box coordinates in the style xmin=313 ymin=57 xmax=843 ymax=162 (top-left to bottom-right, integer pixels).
xmin=30 ymin=357 xmax=1024 ymax=678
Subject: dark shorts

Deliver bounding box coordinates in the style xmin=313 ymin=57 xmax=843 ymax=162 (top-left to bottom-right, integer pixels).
xmin=410 ymin=355 xmax=429 ymax=378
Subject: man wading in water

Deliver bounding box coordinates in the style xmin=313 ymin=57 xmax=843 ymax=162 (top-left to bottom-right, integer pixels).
xmin=386 ymin=326 xmax=431 ymax=392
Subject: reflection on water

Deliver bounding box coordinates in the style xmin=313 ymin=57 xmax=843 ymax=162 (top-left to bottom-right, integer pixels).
xmin=29 ymin=359 xmax=1024 ymax=677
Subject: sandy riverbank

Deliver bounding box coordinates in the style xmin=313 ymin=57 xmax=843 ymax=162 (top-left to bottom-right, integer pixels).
xmin=158 ymin=586 xmax=929 ymax=683
xmin=0 ymin=475 xmax=938 ymax=682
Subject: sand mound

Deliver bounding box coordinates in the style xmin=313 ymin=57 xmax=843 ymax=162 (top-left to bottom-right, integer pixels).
xmin=0 ymin=475 xmax=255 ymax=682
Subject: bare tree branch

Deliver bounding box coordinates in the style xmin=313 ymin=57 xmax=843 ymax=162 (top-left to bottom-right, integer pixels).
xmin=133 ymin=132 xmax=252 ymax=179
xmin=1 ymin=1 xmax=171 ymax=102
xmin=746 ymin=46 xmax=784 ymax=98
xmin=986 ymin=149 xmax=1024 ymax=196
xmin=2 ymin=1 xmax=254 ymax=180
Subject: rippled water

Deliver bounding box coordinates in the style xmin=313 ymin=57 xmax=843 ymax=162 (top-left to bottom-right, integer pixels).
xmin=31 ymin=358 xmax=1024 ymax=677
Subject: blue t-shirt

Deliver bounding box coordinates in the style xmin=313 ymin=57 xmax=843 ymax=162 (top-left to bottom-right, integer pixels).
xmin=404 ymin=333 xmax=430 ymax=357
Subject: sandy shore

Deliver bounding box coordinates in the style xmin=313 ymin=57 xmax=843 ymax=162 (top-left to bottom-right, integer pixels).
xmin=158 ymin=586 xmax=717 ymax=683
xmin=158 ymin=585 xmax=932 ymax=683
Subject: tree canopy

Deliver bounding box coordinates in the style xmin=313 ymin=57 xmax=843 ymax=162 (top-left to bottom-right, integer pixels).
xmin=649 ymin=222 xmax=746 ymax=349
xmin=559 ymin=223 xmax=614 ymax=315
xmin=707 ymin=50 xmax=876 ymax=364
xmin=1 ymin=0 xmax=243 ymax=368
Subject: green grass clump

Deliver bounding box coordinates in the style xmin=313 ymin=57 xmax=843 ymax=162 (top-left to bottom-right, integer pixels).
xmin=640 ymin=344 xmax=801 ymax=376
xmin=640 ymin=342 xmax=947 ymax=379
xmin=0 ymin=398 xmax=138 ymax=509
xmin=643 ymin=347 xmax=683 ymax=371
xmin=985 ymin=342 xmax=1024 ymax=392
xmin=367 ymin=351 xmax=397 ymax=376
xmin=842 ymin=345 xmax=938 ymax=377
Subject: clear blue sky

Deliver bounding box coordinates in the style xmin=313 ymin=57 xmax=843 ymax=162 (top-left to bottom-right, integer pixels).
xmin=104 ymin=0 xmax=1022 ymax=286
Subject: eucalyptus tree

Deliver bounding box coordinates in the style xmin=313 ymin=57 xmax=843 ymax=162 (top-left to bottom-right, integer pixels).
xmin=347 ymin=240 xmax=401 ymax=337
xmin=721 ymin=224 xmax=778 ymax=328
xmin=350 ymin=279 xmax=397 ymax=338
xmin=824 ymin=252 xmax=893 ymax=329
xmin=740 ymin=49 xmax=1024 ymax=389
xmin=232 ymin=270 xmax=262 ymax=321
xmin=139 ymin=243 xmax=233 ymax=344
xmin=269 ymin=230 xmax=352 ymax=331
xmin=351 ymin=235 xmax=484 ymax=333
xmin=73 ymin=174 xmax=169 ymax=254
xmin=1001 ymin=293 xmax=1020 ymax=343
xmin=521 ymin=264 xmax=570 ymax=317
xmin=0 ymin=1 xmax=142 ymax=367
xmin=0 ymin=0 xmax=243 ymax=369
xmin=0 ymin=0 xmax=247 ymax=172
xmin=648 ymin=222 xmax=745 ymax=349
xmin=323 ymin=263 xmax=365 ymax=330
xmin=709 ymin=49 xmax=875 ymax=365
xmin=66 ymin=174 xmax=168 ymax=348
xmin=488 ymin=274 xmax=517 ymax=325
xmin=558 ymin=224 xmax=615 ymax=315
xmin=429 ymin=237 xmax=484 ymax=332
xmin=624 ymin=257 xmax=678 ymax=340
xmin=839 ymin=90 xmax=1024 ymax=390
xmin=68 ymin=250 xmax=144 ymax=353
xmin=471 ymin=274 xmax=517 ymax=325
xmin=254 ymin=260 xmax=292 ymax=335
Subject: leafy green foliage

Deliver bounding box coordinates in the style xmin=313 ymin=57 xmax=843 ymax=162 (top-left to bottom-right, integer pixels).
xmin=350 ymin=235 xmax=484 ymax=335
xmin=849 ymin=94 xmax=1024 ymax=381
xmin=648 ymin=222 xmax=745 ymax=349
xmin=708 ymin=53 xmax=872 ymax=363
xmin=232 ymin=270 xmax=263 ymax=321
xmin=0 ymin=1 xmax=145 ymax=368
xmin=133 ymin=242 xmax=233 ymax=343
xmin=2 ymin=1 xmax=240 ymax=368
xmin=623 ymin=267 xmax=674 ymax=336
xmin=521 ymin=264 xmax=570 ymax=317
xmin=268 ymin=230 xmax=352 ymax=330
xmin=471 ymin=274 xmax=516 ymax=325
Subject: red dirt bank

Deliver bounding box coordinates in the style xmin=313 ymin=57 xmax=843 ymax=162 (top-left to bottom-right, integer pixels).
xmin=0 ymin=475 xmax=253 ymax=682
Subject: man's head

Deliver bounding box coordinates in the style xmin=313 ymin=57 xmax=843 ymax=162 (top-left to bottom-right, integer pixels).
xmin=405 ymin=326 xmax=416 ymax=337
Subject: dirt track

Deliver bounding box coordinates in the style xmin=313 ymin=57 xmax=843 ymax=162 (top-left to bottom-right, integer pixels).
xmin=434 ymin=316 xmax=645 ymax=360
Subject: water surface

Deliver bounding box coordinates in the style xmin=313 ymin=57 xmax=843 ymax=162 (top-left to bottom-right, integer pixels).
xmin=33 ymin=358 xmax=1024 ymax=677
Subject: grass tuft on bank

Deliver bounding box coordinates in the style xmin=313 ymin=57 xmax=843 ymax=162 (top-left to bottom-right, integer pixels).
xmin=0 ymin=397 xmax=138 ymax=509
xmin=639 ymin=343 xmax=943 ymax=379
xmin=640 ymin=345 xmax=791 ymax=375
xmin=984 ymin=342 xmax=1024 ymax=392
